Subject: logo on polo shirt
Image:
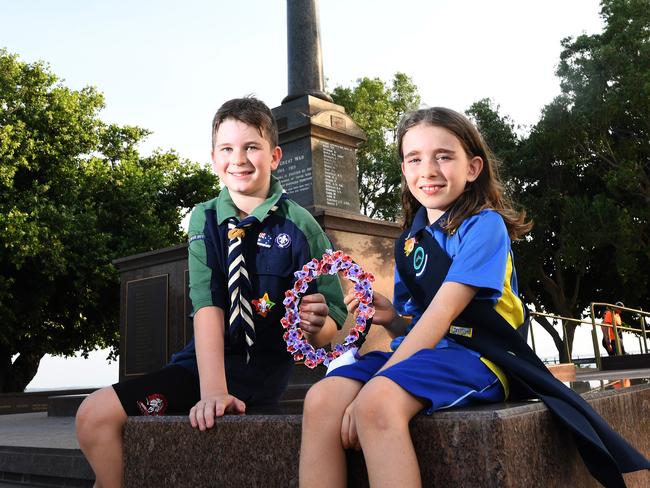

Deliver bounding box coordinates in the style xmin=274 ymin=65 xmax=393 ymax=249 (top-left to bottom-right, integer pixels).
xmin=257 ymin=232 xmax=273 ymax=248
xmin=413 ymin=246 xmax=428 ymax=277
xmin=275 ymin=233 xmax=291 ymax=248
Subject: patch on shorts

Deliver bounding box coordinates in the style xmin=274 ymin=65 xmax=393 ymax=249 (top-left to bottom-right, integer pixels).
xmin=137 ymin=393 xmax=168 ymax=416
xmin=449 ymin=325 xmax=473 ymax=338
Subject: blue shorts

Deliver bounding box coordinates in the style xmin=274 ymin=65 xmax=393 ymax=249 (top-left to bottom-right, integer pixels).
xmin=326 ymin=340 xmax=505 ymax=414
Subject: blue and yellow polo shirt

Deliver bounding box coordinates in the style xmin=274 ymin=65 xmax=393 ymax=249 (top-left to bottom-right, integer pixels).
xmin=393 ymin=209 xmax=526 ymax=398
xmin=170 ymin=177 xmax=347 ymax=375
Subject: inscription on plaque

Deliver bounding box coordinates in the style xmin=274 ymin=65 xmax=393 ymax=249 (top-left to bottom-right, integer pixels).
xmin=125 ymin=275 xmax=168 ymax=376
xmin=322 ymin=142 xmax=354 ymax=208
xmin=275 ymin=138 xmax=313 ymax=206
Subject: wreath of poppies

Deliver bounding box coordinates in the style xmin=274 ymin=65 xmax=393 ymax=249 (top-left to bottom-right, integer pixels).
xmin=282 ymin=249 xmax=375 ymax=369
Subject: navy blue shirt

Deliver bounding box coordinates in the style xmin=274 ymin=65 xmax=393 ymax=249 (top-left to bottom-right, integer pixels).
xmin=169 ymin=177 xmax=346 ymax=402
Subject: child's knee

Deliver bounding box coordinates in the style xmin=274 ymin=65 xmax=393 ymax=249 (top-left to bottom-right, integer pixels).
xmin=303 ymin=378 xmax=350 ymax=419
xmin=76 ymin=387 xmax=125 ymax=441
xmin=355 ymin=383 xmax=404 ymax=433
xmin=303 ymin=381 xmax=334 ymax=417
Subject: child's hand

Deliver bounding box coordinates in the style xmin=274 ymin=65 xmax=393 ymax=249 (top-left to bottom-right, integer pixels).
xmin=299 ymin=293 xmax=329 ymax=335
xmin=344 ymin=291 xmax=396 ymax=328
xmin=341 ymin=400 xmax=361 ymax=450
xmin=189 ymin=393 xmax=246 ymax=431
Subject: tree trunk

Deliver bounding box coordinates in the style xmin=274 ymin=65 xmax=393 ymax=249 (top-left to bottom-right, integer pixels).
xmin=0 ymin=349 xmax=43 ymax=393
xmin=534 ymin=314 xmax=571 ymax=363
xmin=564 ymin=320 xmax=578 ymax=358
xmin=0 ymin=347 xmax=11 ymax=393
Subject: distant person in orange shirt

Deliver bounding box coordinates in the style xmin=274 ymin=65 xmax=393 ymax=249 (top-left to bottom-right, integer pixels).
xmin=601 ymin=301 xmax=626 ymax=356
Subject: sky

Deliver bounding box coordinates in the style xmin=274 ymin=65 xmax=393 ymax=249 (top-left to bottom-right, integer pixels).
xmin=4 ymin=0 xmax=605 ymax=166
xmin=2 ymin=0 xmax=611 ymax=389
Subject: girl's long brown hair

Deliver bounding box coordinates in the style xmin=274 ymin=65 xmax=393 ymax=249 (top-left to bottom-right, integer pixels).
xmin=397 ymin=107 xmax=532 ymax=240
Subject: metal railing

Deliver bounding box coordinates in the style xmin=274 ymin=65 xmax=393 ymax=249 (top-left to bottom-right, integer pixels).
xmin=528 ymin=303 xmax=649 ymax=369
xmin=529 ymin=311 xmax=595 ymax=361
xmin=590 ymin=303 xmax=649 ymax=369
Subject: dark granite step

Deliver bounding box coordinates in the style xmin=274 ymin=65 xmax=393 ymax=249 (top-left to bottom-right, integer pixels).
xmin=123 ymin=385 xmax=650 ymax=487
xmin=0 ymin=446 xmax=93 ymax=487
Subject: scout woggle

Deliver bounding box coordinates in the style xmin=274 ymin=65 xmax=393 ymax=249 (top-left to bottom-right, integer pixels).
xmin=282 ymin=249 xmax=375 ymax=368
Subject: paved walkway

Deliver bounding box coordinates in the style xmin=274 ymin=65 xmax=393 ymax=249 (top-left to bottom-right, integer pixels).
xmin=0 ymin=412 xmax=78 ymax=449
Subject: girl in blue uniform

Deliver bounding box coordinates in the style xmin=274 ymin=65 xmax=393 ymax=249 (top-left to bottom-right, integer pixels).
xmin=299 ymin=107 xmax=649 ymax=488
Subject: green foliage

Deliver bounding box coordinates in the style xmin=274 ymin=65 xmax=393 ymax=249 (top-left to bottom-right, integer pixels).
xmin=331 ymin=73 xmax=420 ymax=220
xmin=464 ymin=0 xmax=649 ymax=358
xmin=0 ymin=50 xmax=219 ymax=391
xmin=466 ymin=99 xmax=521 ymax=197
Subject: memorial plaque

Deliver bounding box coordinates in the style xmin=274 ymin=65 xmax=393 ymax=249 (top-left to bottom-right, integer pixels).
xmin=124 ymin=275 xmax=168 ymax=376
xmin=275 ymin=138 xmax=313 ymax=207
xmin=320 ymin=141 xmax=357 ymax=210
xmin=273 ymin=96 xmax=365 ymax=213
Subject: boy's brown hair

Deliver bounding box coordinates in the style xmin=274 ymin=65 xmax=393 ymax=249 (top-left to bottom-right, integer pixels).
xmin=396 ymin=107 xmax=532 ymax=240
xmin=211 ymin=96 xmax=279 ymax=150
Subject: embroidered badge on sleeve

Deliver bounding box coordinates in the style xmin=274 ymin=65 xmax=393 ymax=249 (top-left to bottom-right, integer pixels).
xmin=189 ymin=234 xmax=206 ymax=244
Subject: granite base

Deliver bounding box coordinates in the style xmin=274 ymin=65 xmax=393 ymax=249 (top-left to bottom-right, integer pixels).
xmin=123 ymin=385 xmax=650 ymax=488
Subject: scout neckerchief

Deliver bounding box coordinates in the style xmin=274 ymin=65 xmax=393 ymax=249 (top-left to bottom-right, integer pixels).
xmin=222 ymin=178 xmax=286 ymax=362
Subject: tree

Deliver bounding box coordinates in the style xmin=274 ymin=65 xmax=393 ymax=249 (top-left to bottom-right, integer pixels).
xmin=466 ymin=0 xmax=650 ymax=360
xmin=330 ymin=73 xmax=420 ymax=220
xmin=0 ymin=50 xmax=219 ymax=392
xmin=555 ymin=0 xmax=650 ymax=303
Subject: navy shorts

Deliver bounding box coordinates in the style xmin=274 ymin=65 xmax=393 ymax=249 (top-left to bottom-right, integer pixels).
xmin=113 ymin=357 xmax=293 ymax=416
xmin=113 ymin=365 xmax=200 ymax=416
xmin=326 ymin=341 xmax=505 ymax=414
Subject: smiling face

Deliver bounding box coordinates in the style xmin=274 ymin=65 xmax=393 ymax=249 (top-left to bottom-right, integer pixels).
xmin=212 ymin=118 xmax=282 ymax=212
xmin=401 ymin=124 xmax=483 ymax=224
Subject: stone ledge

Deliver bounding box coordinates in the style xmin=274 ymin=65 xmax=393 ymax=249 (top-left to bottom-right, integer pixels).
xmin=0 ymin=388 xmax=96 ymax=416
xmin=124 ymin=385 xmax=650 ymax=488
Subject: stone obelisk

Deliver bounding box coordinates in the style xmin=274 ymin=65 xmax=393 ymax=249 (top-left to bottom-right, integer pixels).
xmin=272 ymin=0 xmax=365 ymax=214
xmin=274 ymin=0 xmax=400 ymax=380
xmin=282 ymin=0 xmax=332 ymax=104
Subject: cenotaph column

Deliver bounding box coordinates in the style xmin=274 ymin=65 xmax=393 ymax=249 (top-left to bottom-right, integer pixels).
xmin=272 ymin=0 xmax=365 ymax=214
xmin=274 ymin=0 xmax=400 ymax=373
